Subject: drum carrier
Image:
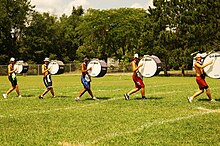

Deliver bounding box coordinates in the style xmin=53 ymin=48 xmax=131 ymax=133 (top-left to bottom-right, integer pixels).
xmin=203 ymin=51 xmax=220 ymax=79
xmin=48 ymin=60 xmax=65 ymax=75
xmin=14 ymin=61 xmax=29 ymax=73
xmin=138 ymin=55 xmax=162 ymax=78
xmin=87 ymin=59 xmax=107 ymax=77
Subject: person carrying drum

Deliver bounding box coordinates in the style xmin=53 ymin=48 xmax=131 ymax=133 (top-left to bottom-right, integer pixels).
xmin=38 ymin=58 xmax=55 ymax=99
xmin=124 ymin=54 xmax=146 ymax=100
xmin=75 ymin=57 xmax=97 ymax=101
xmin=3 ymin=57 xmax=21 ymax=98
xmin=188 ymin=53 xmax=215 ymax=103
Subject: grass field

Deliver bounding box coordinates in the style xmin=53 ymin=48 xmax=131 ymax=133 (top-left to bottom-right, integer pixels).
xmin=0 ymin=74 xmax=220 ymax=146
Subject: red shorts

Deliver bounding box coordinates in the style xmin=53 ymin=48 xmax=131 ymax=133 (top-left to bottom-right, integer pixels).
xmin=132 ymin=75 xmax=145 ymax=88
xmin=196 ymin=76 xmax=208 ymax=90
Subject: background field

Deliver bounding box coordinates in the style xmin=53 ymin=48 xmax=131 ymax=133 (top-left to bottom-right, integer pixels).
xmin=0 ymin=75 xmax=220 ymax=146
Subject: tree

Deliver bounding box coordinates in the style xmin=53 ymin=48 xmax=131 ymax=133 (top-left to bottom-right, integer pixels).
xmin=149 ymin=0 xmax=220 ymax=74
xmin=0 ymin=0 xmax=34 ymax=64
xmin=76 ymin=8 xmax=150 ymax=61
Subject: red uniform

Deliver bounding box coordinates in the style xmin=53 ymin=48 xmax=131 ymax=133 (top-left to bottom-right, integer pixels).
xmin=132 ymin=73 xmax=145 ymax=88
xmin=196 ymin=76 xmax=208 ymax=90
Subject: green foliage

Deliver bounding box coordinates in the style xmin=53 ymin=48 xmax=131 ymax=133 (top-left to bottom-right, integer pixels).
xmin=1 ymin=1 xmax=220 ymax=72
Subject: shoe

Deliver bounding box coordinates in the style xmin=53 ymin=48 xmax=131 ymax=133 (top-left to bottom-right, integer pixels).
xmin=38 ymin=95 xmax=43 ymax=99
xmin=142 ymin=96 xmax=147 ymax=100
xmin=3 ymin=94 xmax=7 ymax=99
xmin=92 ymin=97 xmax=99 ymax=100
xmin=124 ymin=93 xmax=129 ymax=100
xmin=18 ymin=95 xmax=22 ymax=98
xmin=210 ymin=99 xmax=216 ymax=102
xmin=75 ymin=97 xmax=80 ymax=101
xmin=187 ymin=96 xmax=193 ymax=103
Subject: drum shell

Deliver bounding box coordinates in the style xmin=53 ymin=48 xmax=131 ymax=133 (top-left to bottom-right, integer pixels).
xmin=203 ymin=52 xmax=220 ymax=79
xmin=14 ymin=61 xmax=29 ymax=73
xmin=87 ymin=60 xmax=107 ymax=77
xmin=138 ymin=55 xmax=162 ymax=78
xmin=48 ymin=60 xmax=65 ymax=75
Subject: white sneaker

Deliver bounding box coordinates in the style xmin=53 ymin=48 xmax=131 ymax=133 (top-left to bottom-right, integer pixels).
xmin=18 ymin=95 xmax=22 ymax=98
xmin=75 ymin=97 xmax=80 ymax=101
xmin=3 ymin=94 xmax=7 ymax=99
xmin=92 ymin=97 xmax=98 ymax=100
xmin=188 ymin=96 xmax=193 ymax=103
xmin=124 ymin=93 xmax=129 ymax=100
xmin=210 ymin=99 xmax=216 ymax=102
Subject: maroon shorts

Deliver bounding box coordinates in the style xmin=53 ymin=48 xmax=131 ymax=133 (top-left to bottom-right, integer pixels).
xmin=132 ymin=75 xmax=145 ymax=88
xmin=196 ymin=76 xmax=208 ymax=90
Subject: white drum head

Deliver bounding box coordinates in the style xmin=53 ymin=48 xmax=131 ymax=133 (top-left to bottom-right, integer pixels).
xmin=203 ymin=52 xmax=220 ymax=79
xmin=138 ymin=55 xmax=161 ymax=78
xmin=48 ymin=61 xmax=59 ymax=75
xmin=14 ymin=64 xmax=23 ymax=74
xmin=87 ymin=61 xmax=102 ymax=77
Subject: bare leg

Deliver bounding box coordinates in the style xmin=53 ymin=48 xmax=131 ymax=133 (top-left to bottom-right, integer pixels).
xmin=42 ymin=88 xmax=50 ymax=96
xmin=192 ymin=90 xmax=204 ymax=99
xmin=127 ymin=88 xmax=140 ymax=96
xmin=50 ymin=87 xmax=55 ymax=97
xmin=205 ymin=88 xmax=212 ymax=101
xmin=87 ymin=89 xmax=94 ymax=98
xmin=79 ymin=88 xmax=87 ymax=97
xmin=6 ymin=87 xmax=16 ymax=95
xmin=15 ymin=85 xmax=20 ymax=96
xmin=140 ymin=88 xmax=145 ymax=97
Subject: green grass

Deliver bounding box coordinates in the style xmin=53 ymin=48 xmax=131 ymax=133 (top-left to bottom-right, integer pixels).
xmin=0 ymin=75 xmax=220 ymax=146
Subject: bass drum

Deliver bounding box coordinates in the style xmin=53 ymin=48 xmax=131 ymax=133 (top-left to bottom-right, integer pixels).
xmin=87 ymin=60 xmax=107 ymax=77
xmin=48 ymin=60 xmax=65 ymax=75
xmin=203 ymin=52 xmax=220 ymax=79
xmin=14 ymin=61 xmax=29 ymax=73
xmin=138 ymin=55 xmax=162 ymax=78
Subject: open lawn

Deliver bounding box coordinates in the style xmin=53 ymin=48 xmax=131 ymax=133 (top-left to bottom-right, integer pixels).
xmin=0 ymin=74 xmax=220 ymax=146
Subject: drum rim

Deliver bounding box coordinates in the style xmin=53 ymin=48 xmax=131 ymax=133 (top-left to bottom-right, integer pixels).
xmin=203 ymin=52 xmax=220 ymax=79
xmin=138 ymin=55 xmax=161 ymax=78
xmin=87 ymin=60 xmax=107 ymax=77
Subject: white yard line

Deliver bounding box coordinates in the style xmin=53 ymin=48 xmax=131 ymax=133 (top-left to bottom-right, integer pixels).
xmin=88 ymin=110 xmax=213 ymax=145
xmin=198 ymin=107 xmax=220 ymax=113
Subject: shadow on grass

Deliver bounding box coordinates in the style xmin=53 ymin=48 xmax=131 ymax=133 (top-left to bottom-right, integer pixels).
xmin=55 ymin=95 xmax=72 ymax=98
xmin=21 ymin=94 xmax=35 ymax=98
xmin=85 ymin=96 xmax=111 ymax=100
xmin=198 ymin=98 xmax=210 ymax=102
xmin=215 ymin=99 xmax=220 ymax=102
xmin=134 ymin=96 xmax=164 ymax=100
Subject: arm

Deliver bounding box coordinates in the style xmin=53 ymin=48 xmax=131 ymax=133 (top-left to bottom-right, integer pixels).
xmin=131 ymin=61 xmax=143 ymax=72
xmin=195 ymin=61 xmax=212 ymax=69
xmin=81 ymin=64 xmax=91 ymax=73
xmin=42 ymin=65 xmax=50 ymax=74
xmin=8 ymin=64 xmax=16 ymax=74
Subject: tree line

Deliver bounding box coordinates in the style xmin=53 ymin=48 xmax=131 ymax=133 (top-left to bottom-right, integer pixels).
xmin=0 ymin=0 xmax=220 ymax=73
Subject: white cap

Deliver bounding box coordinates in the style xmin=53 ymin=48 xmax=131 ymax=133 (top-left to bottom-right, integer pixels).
xmin=10 ymin=57 xmax=15 ymax=62
xmin=44 ymin=57 xmax=50 ymax=62
xmin=134 ymin=54 xmax=139 ymax=58
xmin=195 ymin=53 xmax=202 ymax=58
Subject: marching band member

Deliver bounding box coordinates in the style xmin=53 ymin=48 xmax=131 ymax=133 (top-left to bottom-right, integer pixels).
xmin=38 ymin=57 xmax=55 ymax=99
xmin=124 ymin=54 xmax=146 ymax=100
xmin=3 ymin=57 xmax=21 ymax=98
xmin=75 ymin=57 xmax=97 ymax=101
xmin=188 ymin=53 xmax=215 ymax=103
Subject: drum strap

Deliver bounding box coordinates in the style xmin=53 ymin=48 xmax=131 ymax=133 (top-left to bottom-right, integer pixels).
xmin=196 ymin=61 xmax=202 ymax=65
xmin=196 ymin=61 xmax=206 ymax=78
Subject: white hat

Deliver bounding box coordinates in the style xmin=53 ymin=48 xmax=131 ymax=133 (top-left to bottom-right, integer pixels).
xmin=10 ymin=57 xmax=15 ymax=62
xmin=44 ymin=57 xmax=50 ymax=62
xmin=134 ymin=54 xmax=139 ymax=58
xmin=195 ymin=53 xmax=202 ymax=58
